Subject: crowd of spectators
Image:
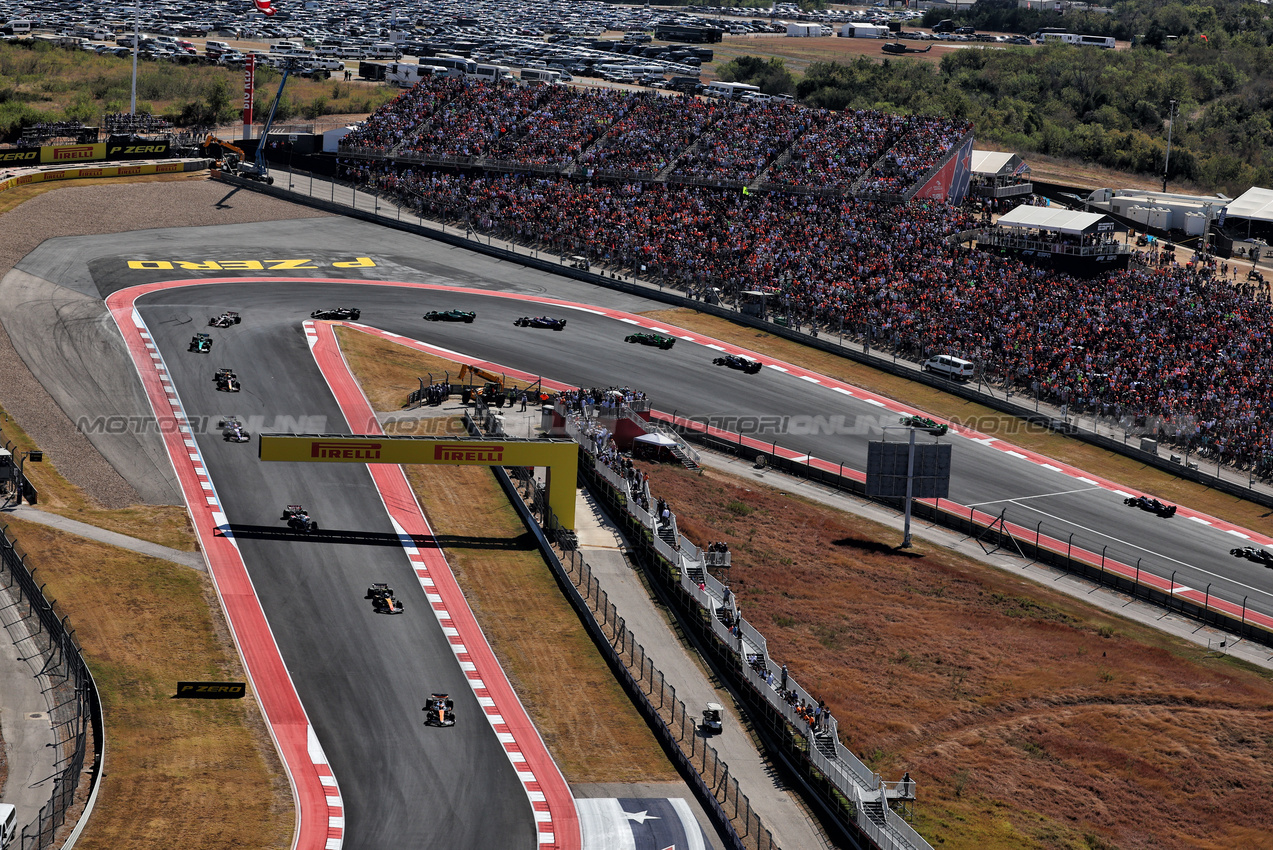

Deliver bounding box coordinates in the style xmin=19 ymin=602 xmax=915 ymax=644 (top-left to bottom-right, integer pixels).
xmin=579 ymin=94 xmax=721 ymax=176
xmin=338 ymin=78 xmax=968 ymax=192
xmin=768 ymin=110 xmax=910 ymax=191
xmin=670 ymin=101 xmax=825 ymax=184
xmin=856 ymin=115 xmax=973 ymax=196
xmin=17 ymin=120 xmax=89 ymax=144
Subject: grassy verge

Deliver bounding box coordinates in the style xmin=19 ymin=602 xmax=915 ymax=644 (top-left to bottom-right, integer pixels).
xmin=3 ymin=517 xmax=292 ymax=850
xmin=640 ymin=308 xmax=1273 ymax=533
xmin=646 ymin=462 xmax=1273 ymax=850
xmin=333 ymin=325 xmax=542 ymax=411
xmin=0 ymin=405 xmax=195 ymax=551
xmin=336 ymin=327 xmax=678 ymax=782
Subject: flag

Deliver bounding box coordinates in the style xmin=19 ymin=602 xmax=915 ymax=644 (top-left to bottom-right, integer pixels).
xmin=254 ymin=0 xmax=276 ymax=16
xmin=742 ymin=186 xmax=751 ymax=196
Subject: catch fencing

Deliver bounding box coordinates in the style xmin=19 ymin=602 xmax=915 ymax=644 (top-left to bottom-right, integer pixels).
xmin=0 ymin=524 xmax=101 ymax=850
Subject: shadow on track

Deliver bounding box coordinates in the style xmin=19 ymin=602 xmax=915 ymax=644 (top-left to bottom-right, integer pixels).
xmin=215 ymin=524 xmax=430 ymax=547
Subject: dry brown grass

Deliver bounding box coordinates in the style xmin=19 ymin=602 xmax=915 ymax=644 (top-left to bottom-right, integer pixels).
xmin=333 ymin=325 xmax=541 ymax=411
xmin=4 ymin=516 xmax=292 ymax=850
xmin=639 ymin=308 xmax=1273 ymax=532
xmin=0 ymin=405 xmax=195 ymax=551
xmin=646 ymin=463 xmax=1273 ymax=850
xmin=340 ymin=329 xmax=679 ymax=782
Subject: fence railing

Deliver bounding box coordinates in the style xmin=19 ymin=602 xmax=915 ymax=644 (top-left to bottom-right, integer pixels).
xmin=0 ymin=523 xmax=101 ymax=850
xmin=551 ymin=406 xmax=933 ymax=850
xmin=469 ymin=410 xmax=777 ymax=850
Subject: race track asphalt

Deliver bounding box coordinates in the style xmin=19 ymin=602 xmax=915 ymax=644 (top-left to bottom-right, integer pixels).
xmin=10 ymin=216 xmax=1273 ymax=847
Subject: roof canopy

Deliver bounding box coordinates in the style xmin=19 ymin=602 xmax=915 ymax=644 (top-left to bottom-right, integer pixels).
xmin=971 ymin=150 xmax=1028 ymax=177
xmin=1224 ymin=187 xmax=1273 ymax=224
xmin=996 ymin=206 xmax=1125 ymax=236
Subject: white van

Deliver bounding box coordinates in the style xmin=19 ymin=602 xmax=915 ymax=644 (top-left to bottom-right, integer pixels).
xmin=472 ymin=63 xmax=514 ymax=83
xmin=369 ymin=43 xmax=401 ymax=59
xmin=520 ymin=68 xmax=561 ymax=85
xmin=205 ymin=39 xmax=230 ymax=55
xmin=3 ymin=19 xmax=33 ymax=35
xmin=923 ymin=354 xmax=975 ymax=380
xmin=0 ymin=804 xmax=15 ymax=850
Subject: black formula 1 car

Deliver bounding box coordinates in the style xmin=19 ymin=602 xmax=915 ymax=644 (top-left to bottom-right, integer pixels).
xmin=1230 ymin=546 xmax=1273 ymax=567
xmin=218 ymin=416 xmax=250 ymax=443
xmin=423 ymin=693 xmax=456 ymax=727
xmin=514 ymin=316 xmax=567 ymax=330
xmin=1123 ymin=494 xmax=1178 ymax=517
xmin=625 ymin=332 xmax=676 ymax=350
xmin=281 ymin=504 xmax=319 ymax=532
xmin=214 ymin=367 xmax=241 ymax=393
xmin=365 ymin=582 xmax=405 ymax=614
xmin=189 ymin=332 xmax=213 ymax=353
xmin=311 ymin=307 xmax=361 ymax=321
xmin=424 ymin=309 xmax=476 ymax=323
xmin=899 ymin=414 xmax=948 ymax=436
xmin=713 ymin=354 xmax=763 ymax=374
xmin=208 ymin=311 xmax=241 ymax=328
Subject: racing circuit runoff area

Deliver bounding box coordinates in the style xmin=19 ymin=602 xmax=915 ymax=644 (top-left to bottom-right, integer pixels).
xmin=8 ymin=211 xmax=1273 ymax=850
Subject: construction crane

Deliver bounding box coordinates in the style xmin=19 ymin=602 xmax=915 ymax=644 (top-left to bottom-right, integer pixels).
xmin=248 ymin=59 xmax=303 ymax=185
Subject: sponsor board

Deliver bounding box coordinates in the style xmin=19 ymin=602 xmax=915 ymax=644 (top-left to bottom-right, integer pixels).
xmin=0 ymin=162 xmax=192 ymax=195
xmin=125 ymin=257 xmax=378 ymax=271
xmin=105 ymin=140 xmax=171 ymax=160
xmin=43 ymin=143 xmax=106 ymax=164
xmin=259 ymin=435 xmax=579 ymax=528
xmin=175 ymin=681 xmax=248 ymax=699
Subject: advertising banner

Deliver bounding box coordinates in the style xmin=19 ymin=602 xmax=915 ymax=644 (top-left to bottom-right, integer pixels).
xmin=175 ymin=681 xmax=247 ymax=699
xmin=259 ymin=434 xmax=579 ymax=528
xmin=243 ymin=55 xmax=255 ymax=135
xmin=0 ymin=146 xmax=40 ymax=166
xmin=104 ymin=139 xmax=171 ymax=160
xmin=40 ymin=143 xmax=107 ymax=164
xmin=0 ymin=162 xmax=186 ymax=194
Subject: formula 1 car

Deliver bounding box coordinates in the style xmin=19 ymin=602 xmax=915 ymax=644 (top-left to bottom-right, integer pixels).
xmin=281 ymin=504 xmax=319 ymax=532
xmin=365 ymin=582 xmax=405 ymax=614
xmin=899 ymin=414 xmax=948 ymax=436
xmin=189 ymin=332 xmax=213 ymax=353
xmin=218 ymin=416 xmax=251 ymax=443
xmin=713 ymin=354 xmax=763 ymax=374
xmin=625 ymin=332 xmax=676 ymax=350
xmin=214 ymin=367 xmax=241 ymax=393
xmin=208 ymin=311 xmax=241 ymax=328
xmin=514 ymin=316 xmax=567 ymax=330
xmin=424 ymin=309 xmax=476 ymax=323
xmin=423 ymin=693 xmax=456 ymax=727
xmin=1230 ymin=546 xmax=1273 ymax=567
xmin=311 ymin=307 xmax=361 ymax=321
xmin=1123 ymin=494 xmax=1178 ymax=517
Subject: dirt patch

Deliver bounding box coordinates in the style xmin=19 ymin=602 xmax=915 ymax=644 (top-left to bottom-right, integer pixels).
xmin=646 ymin=462 xmax=1273 ymax=850
xmin=4 ymin=517 xmax=292 ymax=850
xmin=341 ymin=330 xmax=680 ymax=783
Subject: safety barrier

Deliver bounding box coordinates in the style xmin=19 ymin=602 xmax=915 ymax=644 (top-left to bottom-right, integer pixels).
xmin=465 ymin=413 xmax=777 ymax=850
xmin=657 ymin=412 xmax=1273 ymax=650
xmin=557 ymin=408 xmax=932 ymax=850
xmin=0 ymin=524 xmax=102 ymax=850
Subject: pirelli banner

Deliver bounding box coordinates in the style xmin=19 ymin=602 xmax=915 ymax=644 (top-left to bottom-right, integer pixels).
xmin=259 ymin=435 xmax=579 ymax=530
xmin=0 ymin=161 xmax=187 ymax=194
xmin=0 ymin=140 xmax=171 ymax=167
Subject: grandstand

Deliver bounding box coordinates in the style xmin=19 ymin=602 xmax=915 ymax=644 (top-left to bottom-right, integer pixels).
xmin=339 ymin=78 xmax=973 ymax=202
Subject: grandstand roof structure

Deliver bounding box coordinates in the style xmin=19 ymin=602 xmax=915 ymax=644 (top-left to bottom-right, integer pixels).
xmin=970 ymin=150 xmax=1028 ymax=178
xmin=995 ymin=206 xmax=1125 ymax=236
xmin=1224 ymin=187 xmax=1273 ymax=224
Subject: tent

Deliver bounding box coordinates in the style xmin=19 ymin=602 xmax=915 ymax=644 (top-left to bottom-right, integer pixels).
xmin=633 ymin=433 xmax=677 ymax=447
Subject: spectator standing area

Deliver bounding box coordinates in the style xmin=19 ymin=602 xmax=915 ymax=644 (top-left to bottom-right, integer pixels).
xmin=977 ymin=206 xmax=1131 ymax=275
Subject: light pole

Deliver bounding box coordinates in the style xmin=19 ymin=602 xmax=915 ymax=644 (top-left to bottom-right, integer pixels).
xmin=1162 ymin=99 xmax=1177 ymax=193
xmin=130 ymin=0 xmax=139 ymax=115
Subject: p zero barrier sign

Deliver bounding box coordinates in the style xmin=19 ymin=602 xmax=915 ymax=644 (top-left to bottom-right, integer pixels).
xmin=175 ymin=681 xmax=247 ymax=699
xmin=259 ymin=434 xmax=579 ymax=530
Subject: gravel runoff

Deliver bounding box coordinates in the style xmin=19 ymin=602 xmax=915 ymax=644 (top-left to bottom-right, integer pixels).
xmin=0 ymin=177 xmax=331 ymax=508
